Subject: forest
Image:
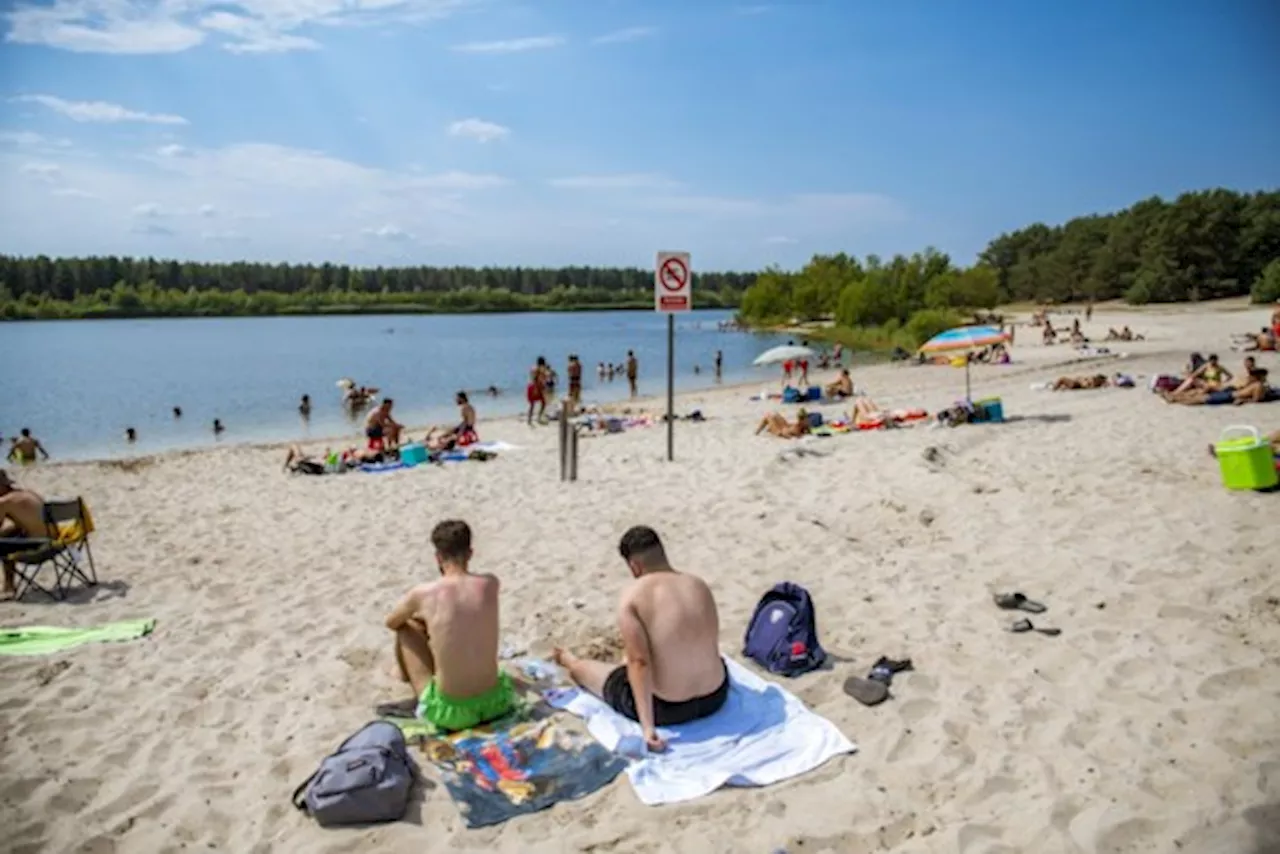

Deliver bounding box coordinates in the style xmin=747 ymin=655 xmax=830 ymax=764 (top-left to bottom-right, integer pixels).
xmin=0 ymin=258 xmax=750 ymax=320
xmin=738 ymin=188 xmax=1280 ymax=349
xmin=3 ymin=188 xmax=1278 ymax=326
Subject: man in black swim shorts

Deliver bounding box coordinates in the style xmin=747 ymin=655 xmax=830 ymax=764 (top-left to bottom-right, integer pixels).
xmin=553 ymin=526 xmax=728 ymax=751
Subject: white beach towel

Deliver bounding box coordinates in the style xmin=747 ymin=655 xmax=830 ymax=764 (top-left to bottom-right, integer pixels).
xmin=545 ymin=657 xmax=855 ymax=805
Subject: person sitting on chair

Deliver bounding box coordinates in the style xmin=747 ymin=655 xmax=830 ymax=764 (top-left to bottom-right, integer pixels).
xmin=0 ymin=470 xmax=44 ymax=600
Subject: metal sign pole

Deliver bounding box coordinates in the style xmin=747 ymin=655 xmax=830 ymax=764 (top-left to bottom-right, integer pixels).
xmin=666 ymin=314 xmax=675 ymax=462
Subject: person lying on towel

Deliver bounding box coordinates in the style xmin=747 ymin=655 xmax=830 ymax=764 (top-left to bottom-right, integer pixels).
xmin=553 ymin=526 xmax=729 ymax=752
xmin=756 ymin=409 xmax=810 ymax=438
xmin=384 ymin=519 xmax=518 ymax=732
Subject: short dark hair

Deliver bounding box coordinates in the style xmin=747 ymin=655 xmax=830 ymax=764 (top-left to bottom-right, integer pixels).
xmin=20 ymin=428 xmax=30 ymax=437
xmin=456 ymin=391 xmax=468 ymax=403
xmin=382 ymin=398 xmax=394 ymax=406
xmin=619 ymin=526 xmax=664 ymax=565
xmin=431 ymin=519 xmax=472 ymax=561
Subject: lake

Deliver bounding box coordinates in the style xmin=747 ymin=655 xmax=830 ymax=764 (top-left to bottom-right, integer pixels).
xmin=3 ymin=310 xmax=793 ymax=461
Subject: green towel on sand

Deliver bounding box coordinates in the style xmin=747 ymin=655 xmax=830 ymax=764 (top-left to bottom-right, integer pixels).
xmin=0 ymin=619 xmax=156 ymax=656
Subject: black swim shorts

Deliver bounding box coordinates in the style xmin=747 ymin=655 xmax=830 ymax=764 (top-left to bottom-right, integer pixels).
xmin=366 ymin=425 xmax=384 ymax=440
xmin=602 ymin=660 xmax=729 ymax=726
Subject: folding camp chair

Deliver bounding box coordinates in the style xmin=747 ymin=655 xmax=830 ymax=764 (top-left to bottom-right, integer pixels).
xmin=11 ymin=498 xmax=99 ymax=601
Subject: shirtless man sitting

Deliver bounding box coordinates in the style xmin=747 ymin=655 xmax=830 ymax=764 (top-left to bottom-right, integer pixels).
xmin=824 ymin=369 xmax=853 ymax=399
xmin=0 ymin=470 xmax=46 ymax=600
xmin=384 ymin=520 xmax=517 ymax=732
xmin=553 ymin=526 xmax=728 ymax=752
xmin=365 ymin=399 xmax=404 ymax=448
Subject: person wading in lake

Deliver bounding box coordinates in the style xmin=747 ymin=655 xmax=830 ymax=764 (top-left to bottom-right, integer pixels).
xmin=715 ymin=349 xmax=723 ymax=382
xmin=626 ymin=350 xmax=639 ymax=398
xmin=567 ymin=354 xmax=583 ymax=413
xmin=7 ymin=429 xmax=49 ymax=464
xmin=526 ymin=356 xmax=550 ymax=426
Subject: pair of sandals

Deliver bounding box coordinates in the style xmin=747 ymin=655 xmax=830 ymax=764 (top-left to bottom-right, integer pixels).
xmin=995 ymin=592 xmax=1061 ymax=636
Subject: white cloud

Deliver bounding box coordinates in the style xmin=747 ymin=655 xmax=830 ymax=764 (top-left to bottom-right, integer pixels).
xmin=0 ymin=136 xmax=904 ymax=267
xmin=591 ymin=26 xmax=656 ymax=45
xmin=3 ymin=0 xmax=473 ymax=55
xmin=765 ymin=235 xmax=797 ymax=245
xmin=548 ymin=173 xmax=682 ymax=190
xmin=14 ymin=94 xmax=188 ymax=125
xmin=735 ymin=4 xmax=773 ymax=15
xmin=451 ymin=35 xmax=564 ymax=53
xmin=19 ymin=161 xmax=62 ymax=182
xmin=157 ymin=144 xmax=190 ymax=157
xmin=362 ymin=224 xmax=413 ymax=241
xmin=447 ymin=118 xmax=510 ymax=143
xmin=132 ymin=222 xmax=175 ymax=236
xmin=0 ymin=130 xmax=72 ymax=148
xmin=198 ymin=12 xmax=320 ymax=54
xmin=202 ymin=230 xmax=247 ymax=242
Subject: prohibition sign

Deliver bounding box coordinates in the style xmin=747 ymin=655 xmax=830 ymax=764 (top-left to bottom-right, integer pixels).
xmin=659 ymin=256 xmax=688 ymax=292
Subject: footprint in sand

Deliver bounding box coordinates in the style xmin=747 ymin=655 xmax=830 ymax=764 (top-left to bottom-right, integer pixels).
xmin=898 ymin=698 xmax=939 ymax=725
xmin=1096 ymin=817 xmax=1159 ymax=853
xmin=1196 ymin=666 xmax=1263 ymax=700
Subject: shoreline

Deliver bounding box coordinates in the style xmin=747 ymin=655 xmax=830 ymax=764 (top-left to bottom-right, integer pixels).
xmin=28 ymin=377 xmax=769 ymax=468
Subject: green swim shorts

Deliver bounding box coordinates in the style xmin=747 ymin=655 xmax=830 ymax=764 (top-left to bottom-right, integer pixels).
xmin=417 ymin=671 xmax=517 ymax=732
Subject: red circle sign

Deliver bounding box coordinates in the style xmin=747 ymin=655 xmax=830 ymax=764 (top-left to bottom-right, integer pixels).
xmin=659 ymin=257 xmax=688 ymax=292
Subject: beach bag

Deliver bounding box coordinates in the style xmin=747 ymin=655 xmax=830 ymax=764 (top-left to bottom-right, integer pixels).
xmin=742 ymin=582 xmax=826 ymax=677
xmin=292 ymin=721 xmax=418 ymax=827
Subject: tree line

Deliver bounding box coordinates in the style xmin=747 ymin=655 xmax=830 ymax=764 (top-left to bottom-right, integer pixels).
xmin=0 ymin=258 xmax=751 ymax=320
xmin=738 ymin=187 xmax=1280 ymax=349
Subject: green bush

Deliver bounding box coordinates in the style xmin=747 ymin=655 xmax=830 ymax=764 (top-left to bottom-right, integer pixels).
xmin=905 ymin=308 xmax=964 ymax=346
xmin=1252 ymin=259 xmax=1280 ymax=304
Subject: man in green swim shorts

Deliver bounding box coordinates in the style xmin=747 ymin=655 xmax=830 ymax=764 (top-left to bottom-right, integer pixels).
xmin=385 ymin=519 xmax=517 ymax=732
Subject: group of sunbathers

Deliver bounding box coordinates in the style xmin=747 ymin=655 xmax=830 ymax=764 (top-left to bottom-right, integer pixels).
xmin=1162 ymin=354 xmax=1275 ymax=406
xmin=387 ymin=522 xmax=728 ymax=747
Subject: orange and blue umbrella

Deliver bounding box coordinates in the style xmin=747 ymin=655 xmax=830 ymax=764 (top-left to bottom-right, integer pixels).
xmin=919 ymin=325 xmax=1010 ymax=354
xmin=918 ymin=325 xmax=1011 ymax=401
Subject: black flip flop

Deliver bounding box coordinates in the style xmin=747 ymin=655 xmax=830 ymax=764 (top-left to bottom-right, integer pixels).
xmin=994 ymin=592 xmax=1047 ymax=614
xmin=1008 ymin=618 xmax=1061 ymax=637
xmin=375 ymin=699 xmax=418 ymax=718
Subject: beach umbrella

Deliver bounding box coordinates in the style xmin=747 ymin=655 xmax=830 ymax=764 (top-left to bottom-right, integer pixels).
xmin=918 ymin=325 xmax=1011 ymax=401
xmin=753 ymin=344 xmax=816 ymax=366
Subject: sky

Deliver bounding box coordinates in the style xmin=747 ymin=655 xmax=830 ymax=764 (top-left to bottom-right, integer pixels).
xmin=0 ymin=0 xmax=1278 ymax=272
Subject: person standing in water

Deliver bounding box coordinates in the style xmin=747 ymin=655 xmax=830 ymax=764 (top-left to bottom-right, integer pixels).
xmin=626 ymin=350 xmax=639 ymax=398
xmin=567 ymin=354 xmax=583 ymax=412
xmin=526 ymin=356 xmax=549 ymax=425
xmin=7 ymin=429 xmax=48 ymax=464
xmin=714 ymin=350 xmax=723 ymax=382
xmin=213 ymin=419 xmax=225 ymax=437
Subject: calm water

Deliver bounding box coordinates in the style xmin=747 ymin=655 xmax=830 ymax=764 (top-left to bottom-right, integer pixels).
xmin=3 ymin=310 xmax=791 ymax=461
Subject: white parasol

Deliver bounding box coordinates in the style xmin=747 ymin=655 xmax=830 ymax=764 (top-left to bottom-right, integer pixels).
xmin=753 ymin=345 xmax=816 ymax=366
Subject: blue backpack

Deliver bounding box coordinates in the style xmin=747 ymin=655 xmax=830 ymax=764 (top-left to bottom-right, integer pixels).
xmin=742 ymin=582 xmax=826 ymax=677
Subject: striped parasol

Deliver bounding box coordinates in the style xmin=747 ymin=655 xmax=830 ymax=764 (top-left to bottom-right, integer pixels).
xmin=918 ymin=325 xmax=1011 ymax=401
xmin=918 ymin=325 xmax=1010 ymax=354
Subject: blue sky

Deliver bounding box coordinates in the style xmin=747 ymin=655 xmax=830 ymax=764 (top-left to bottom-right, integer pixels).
xmin=1 ymin=0 xmax=1277 ymax=271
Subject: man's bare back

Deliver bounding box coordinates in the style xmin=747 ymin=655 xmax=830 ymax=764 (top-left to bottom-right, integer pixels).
xmin=554 ymin=526 xmax=728 ymax=751
xmin=621 ymin=571 xmax=723 ymax=702
xmin=385 ymin=519 xmax=517 ymax=732
xmin=399 ymin=573 xmax=501 ymax=698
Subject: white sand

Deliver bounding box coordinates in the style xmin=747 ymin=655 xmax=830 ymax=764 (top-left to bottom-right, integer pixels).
xmin=2 ymin=302 xmax=1278 ymax=854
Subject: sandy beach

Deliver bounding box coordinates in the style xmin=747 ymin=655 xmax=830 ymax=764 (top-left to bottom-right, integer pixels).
xmin=2 ymin=301 xmax=1278 ymax=854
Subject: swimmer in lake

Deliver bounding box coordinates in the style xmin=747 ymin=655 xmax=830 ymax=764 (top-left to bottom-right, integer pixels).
xmin=6 ymin=429 xmax=49 ymax=464
xmin=299 ymin=394 xmax=312 ymax=418
xmin=213 ymin=419 xmax=225 ymax=436
xmin=125 ymin=428 xmax=137 ymax=443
